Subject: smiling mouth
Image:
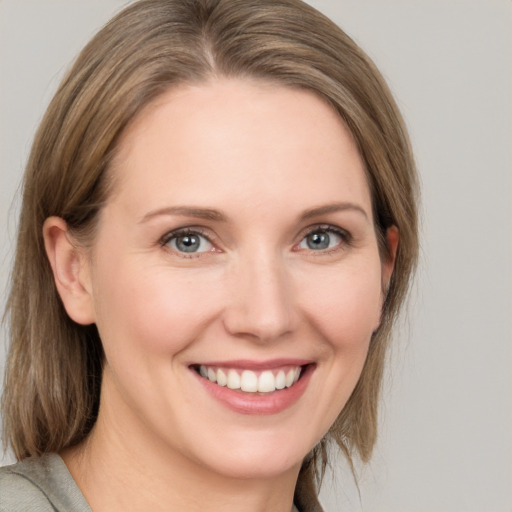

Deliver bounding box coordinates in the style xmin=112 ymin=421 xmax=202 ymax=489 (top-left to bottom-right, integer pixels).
xmin=191 ymin=365 xmax=306 ymax=394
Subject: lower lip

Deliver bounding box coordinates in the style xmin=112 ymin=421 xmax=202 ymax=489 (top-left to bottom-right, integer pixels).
xmin=192 ymin=365 xmax=314 ymax=415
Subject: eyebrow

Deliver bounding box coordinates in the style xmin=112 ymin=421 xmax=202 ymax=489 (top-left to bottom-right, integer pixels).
xmin=300 ymin=202 xmax=369 ymax=221
xmin=139 ymin=201 xmax=369 ymax=224
xmin=139 ymin=206 xmax=228 ymax=223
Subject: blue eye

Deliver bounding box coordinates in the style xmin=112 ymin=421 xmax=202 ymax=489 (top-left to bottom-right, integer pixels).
xmin=299 ymin=229 xmax=343 ymax=251
xmin=165 ymin=231 xmax=213 ymax=253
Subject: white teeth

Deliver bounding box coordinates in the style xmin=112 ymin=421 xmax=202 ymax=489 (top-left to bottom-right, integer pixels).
xmin=207 ymin=367 xmax=216 ymax=383
xmin=227 ymin=369 xmax=241 ymax=390
xmin=199 ymin=365 xmax=303 ymax=393
xmin=240 ymin=370 xmax=258 ymax=392
xmin=285 ymin=369 xmax=296 ymax=387
xmin=258 ymin=370 xmax=275 ymax=393
xmin=275 ymin=370 xmax=286 ymax=390
xmin=216 ymin=368 xmax=227 ymax=387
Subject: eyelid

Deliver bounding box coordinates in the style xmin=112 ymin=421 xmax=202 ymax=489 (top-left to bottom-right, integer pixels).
xmin=159 ymin=226 xmax=220 ymax=256
xmin=294 ymin=223 xmax=353 ymax=252
xmin=158 ymin=223 xmax=352 ymax=257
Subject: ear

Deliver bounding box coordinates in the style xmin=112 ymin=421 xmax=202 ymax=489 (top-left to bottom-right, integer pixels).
xmin=381 ymin=225 xmax=399 ymax=291
xmin=43 ymin=216 xmax=96 ymax=325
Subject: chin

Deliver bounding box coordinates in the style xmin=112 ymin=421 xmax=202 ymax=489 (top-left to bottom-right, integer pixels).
xmin=184 ymin=427 xmax=316 ymax=481
xmin=206 ymin=451 xmax=304 ymax=481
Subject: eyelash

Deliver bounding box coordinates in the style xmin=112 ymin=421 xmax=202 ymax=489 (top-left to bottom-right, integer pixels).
xmin=159 ymin=224 xmax=352 ymax=258
xmin=295 ymin=224 xmax=353 ymax=254
xmin=159 ymin=227 xmax=217 ymax=258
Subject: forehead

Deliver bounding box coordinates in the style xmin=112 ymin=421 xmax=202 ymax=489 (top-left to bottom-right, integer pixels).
xmin=109 ymin=78 xmax=372 ymax=220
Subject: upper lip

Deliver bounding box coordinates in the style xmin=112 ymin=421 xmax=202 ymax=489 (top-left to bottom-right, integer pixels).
xmin=189 ymin=358 xmax=313 ymax=370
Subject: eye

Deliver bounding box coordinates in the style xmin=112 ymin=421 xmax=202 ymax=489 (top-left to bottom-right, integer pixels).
xmin=164 ymin=230 xmax=213 ymax=254
xmin=298 ymin=227 xmax=347 ymax=251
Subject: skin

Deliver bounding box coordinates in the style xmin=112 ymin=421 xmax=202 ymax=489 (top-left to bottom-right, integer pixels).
xmin=44 ymin=78 xmax=397 ymax=512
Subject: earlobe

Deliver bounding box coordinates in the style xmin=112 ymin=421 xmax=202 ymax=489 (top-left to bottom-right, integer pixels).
xmin=43 ymin=216 xmax=96 ymax=325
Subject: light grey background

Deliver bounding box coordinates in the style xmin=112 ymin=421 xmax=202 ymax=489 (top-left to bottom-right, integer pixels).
xmin=1 ymin=1 xmax=511 ymax=511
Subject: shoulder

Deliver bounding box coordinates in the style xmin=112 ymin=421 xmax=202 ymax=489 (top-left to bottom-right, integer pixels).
xmin=0 ymin=454 xmax=91 ymax=512
xmin=0 ymin=458 xmax=54 ymax=511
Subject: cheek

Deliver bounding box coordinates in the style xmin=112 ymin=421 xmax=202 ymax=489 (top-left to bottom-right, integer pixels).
xmin=92 ymin=262 xmax=224 ymax=357
xmin=298 ymin=260 xmax=383 ymax=351
xmin=289 ymin=260 xmax=384 ymax=444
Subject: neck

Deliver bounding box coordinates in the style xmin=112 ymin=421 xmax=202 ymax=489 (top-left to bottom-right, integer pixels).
xmin=62 ymin=398 xmax=301 ymax=512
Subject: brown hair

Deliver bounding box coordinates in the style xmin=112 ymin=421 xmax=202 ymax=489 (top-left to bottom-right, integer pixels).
xmin=2 ymin=0 xmax=419 ymax=495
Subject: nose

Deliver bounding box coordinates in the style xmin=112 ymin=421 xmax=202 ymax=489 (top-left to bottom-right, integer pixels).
xmin=222 ymin=249 xmax=297 ymax=343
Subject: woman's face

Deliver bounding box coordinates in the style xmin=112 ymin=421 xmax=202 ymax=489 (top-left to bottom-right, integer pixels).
xmin=79 ymin=79 xmax=394 ymax=479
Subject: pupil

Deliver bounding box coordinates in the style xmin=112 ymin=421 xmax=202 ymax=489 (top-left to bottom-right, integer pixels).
xmin=307 ymin=232 xmax=329 ymax=250
xmin=177 ymin=235 xmax=200 ymax=252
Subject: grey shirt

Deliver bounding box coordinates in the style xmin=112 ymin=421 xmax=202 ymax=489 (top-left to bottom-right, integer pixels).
xmin=0 ymin=454 xmax=309 ymax=511
xmin=0 ymin=453 xmax=91 ymax=511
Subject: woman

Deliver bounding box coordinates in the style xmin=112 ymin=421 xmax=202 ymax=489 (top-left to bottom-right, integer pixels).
xmin=0 ymin=0 xmax=419 ymax=510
